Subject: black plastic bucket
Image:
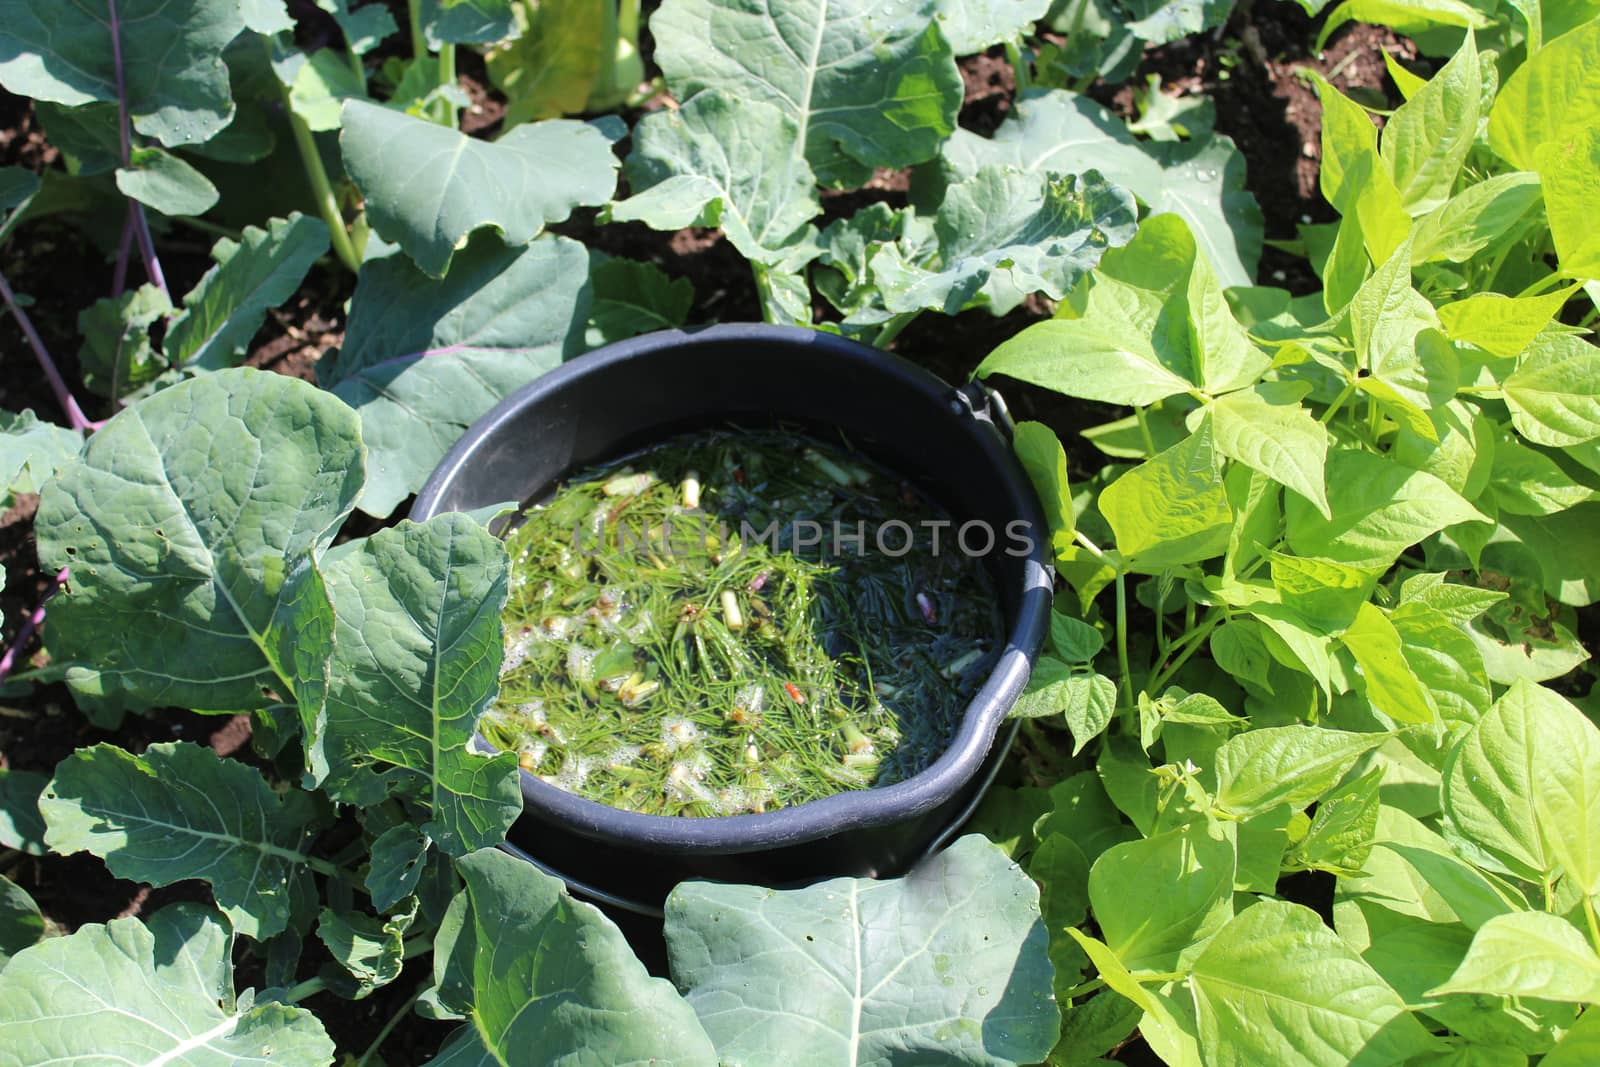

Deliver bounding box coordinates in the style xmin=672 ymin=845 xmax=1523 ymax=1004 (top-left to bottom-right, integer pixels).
xmin=411 ymin=324 xmax=1052 ymax=914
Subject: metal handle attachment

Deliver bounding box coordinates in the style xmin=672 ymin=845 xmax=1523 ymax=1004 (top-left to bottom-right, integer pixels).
xmin=949 ymin=380 xmax=1018 ymax=443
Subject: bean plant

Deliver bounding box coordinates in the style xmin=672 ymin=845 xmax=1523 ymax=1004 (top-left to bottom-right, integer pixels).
xmin=978 ymin=23 xmax=1600 ymax=1066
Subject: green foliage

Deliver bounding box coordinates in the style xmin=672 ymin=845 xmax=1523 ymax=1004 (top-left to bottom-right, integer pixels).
xmin=0 ymin=411 xmax=81 ymax=507
xmin=664 ymin=835 xmax=1059 ymax=1064
xmin=321 ymin=234 xmax=591 ymax=518
xmin=427 ymin=848 xmax=716 ymax=1063
xmin=3 ymin=4 xmax=1600 ymax=1065
xmin=317 ymin=515 xmax=522 ymax=855
xmin=42 ymin=742 xmax=322 ymax=939
xmin=941 ymin=90 xmax=1263 ymax=286
xmin=976 ymin=26 xmax=1600 ymax=1065
xmin=0 ymin=0 xmax=246 ymax=148
xmin=652 ymin=0 xmax=963 ymax=186
xmin=338 ymin=100 xmax=617 ymax=277
xmin=164 ymin=214 xmax=331 ymax=371
xmin=35 ymin=369 xmax=364 ymax=718
xmin=0 ymin=905 xmax=335 ymax=1066
xmin=612 ymin=90 xmax=819 ymax=268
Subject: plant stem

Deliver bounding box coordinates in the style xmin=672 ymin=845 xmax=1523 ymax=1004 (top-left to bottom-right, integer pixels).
xmin=289 ymin=110 xmax=360 ymax=272
xmin=1517 ymin=272 xmax=1571 ymax=299
xmin=108 ymin=0 xmax=169 ymax=301
xmin=282 ymin=977 xmax=326 ymax=1005
xmin=0 ymin=568 xmax=68 ymax=685
xmin=1147 ymin=609 xmax=1225 ymax=694
xmin=0 ymin=272 xmax=94 ymax=431
xmin=873 ymin=312 xmax=919 ymax=348
xmin=407 ymin=0 xmax=428 ymax=62
xmin=269 ymin=42 xmax=362 ymax=275
xmin=1005 ymin=39 xmax=1031 ymax=93
xmin=752 ymin=266 xmax=780 ymax=325
xmin=1134 ymin=405 xmax=1157 ymax=456
xmin=1319 ymin=380 xmax=1356 ymax=424
xmin=131 ymin=206 xmax=168 ymax=297
xmin=1585 ymin=895 xmax=1600 ymax=955
xmin=170 ymin=215 xmax=244 ymax=242
xmin=1114 ymin=571 xmax=1132 ymax=705
xmin=1155 ymin=608 xmax=1169 ymax=661
xmin=356 ymin=986 xmax=422 ymax=1067
xmin=305 ymin=854 xmax=345 ymax=879
xmin=437 ymin=44 xmax=458 ymax=126
xmin=1062 ymin=977 xmax=1106 ymax=999
xmin=111 ymin=204 xmax=135 ymax=298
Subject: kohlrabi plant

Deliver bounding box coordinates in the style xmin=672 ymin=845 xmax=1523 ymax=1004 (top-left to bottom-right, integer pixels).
xmin=605 ymin=0 xmax=1265 ymax=339
xmin=0 ymin=366 xmax=1060 ymax=1066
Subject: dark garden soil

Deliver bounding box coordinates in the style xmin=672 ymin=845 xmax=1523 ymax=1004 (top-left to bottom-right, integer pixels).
xmin=0 ymin=4 xmax=1592 ymax=1062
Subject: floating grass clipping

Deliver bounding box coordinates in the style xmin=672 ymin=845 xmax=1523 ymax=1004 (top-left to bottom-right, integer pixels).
xmin=480 ymin=427 xmax=1002 ymax=817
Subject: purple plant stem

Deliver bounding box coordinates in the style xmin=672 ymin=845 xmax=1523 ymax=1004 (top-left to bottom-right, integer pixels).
xmin=0 ymin=270 xmax=94 ymax=431
xmin=131 ymin=205 xmax=168 ymax=297
xmin=111 ymin=203 xmax=135 ymax=298
xmin=0 ymin=567 xmax=68 ymax=686
xmin=107 ymin=0 xmax=168 ymax=300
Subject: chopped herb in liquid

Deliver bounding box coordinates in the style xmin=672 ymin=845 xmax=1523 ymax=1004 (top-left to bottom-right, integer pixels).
xmin=482 ymin=428 xmax=1001 ymax=817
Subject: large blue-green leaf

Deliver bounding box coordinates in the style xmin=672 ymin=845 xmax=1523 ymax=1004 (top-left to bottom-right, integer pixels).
xmin=317 ymin=515 xmax=520 ymax=856
xmin=612 ymin=90 xmax=819 ymax=265
xmin=316 ymin=0 xmax=396 ymax=53
xmin=664 ymin=835 xmax=1058 ymax=1065
xmin=41 ymin=742 xmax=320 ymax=939
xmin=425 ymin=848 xmax=716 ymax=1065
xmin=0 ymin=875 xmax=42 ymax=966
xmin=942 ymin=89 xmax=1262 ymax=286
xmin=0 ymin=0 xmax=245 ymax=148
xmin=586 ymin=255 xmax=695 ymax=347
xmin=339 ymin=99 xmax=617 ymax=277
xmin=0 ymin=769 xmax=47 ymax=855
xmin=418 ymin=0 xmax=516 ymax=46
xmin=115 ymin=146 xmax=219 ymax=216
xmin=0 ymin=409 xmax=81 ymax=506
xmin=164 ymin=214 xmax=331 ymax=372
xmin=0 ymin=905 xmax=334 ymax=1066
xmin=323 ymin=234 xmax=589 ymax=518
xmin=651 ymin=0 xmax=963 ymax=186
xmin=935 ymin=0 xmax=1051 ymax=52
xmin=1118 ymin=0 xmax=1231 ymax=43
xmin=870 ymin=166 xmax=1136 ymax=316
xmin=76 ymin=284 xmax=173 ymax=400
xmin=34 ymin=369 xmax=363 ymax=717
